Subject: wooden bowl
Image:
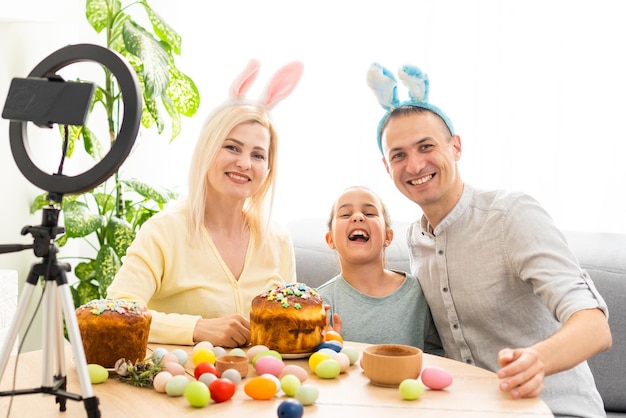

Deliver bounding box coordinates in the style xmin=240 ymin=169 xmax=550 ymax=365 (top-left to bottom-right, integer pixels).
xmin=215 ymin=355 xmax=249 ymax=378
xmin=360 ymin=344 xmax=422 ymax=387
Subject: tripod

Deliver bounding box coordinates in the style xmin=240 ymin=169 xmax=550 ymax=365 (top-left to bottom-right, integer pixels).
xmin=0 ymin=206 xmax=100 ymax=417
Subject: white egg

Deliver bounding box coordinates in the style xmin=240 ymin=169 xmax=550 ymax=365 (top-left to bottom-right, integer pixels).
xmin=192 ymin=341 xmax=214 ymax=353
xmin=220 ymin=368 xmax=242 ymax=386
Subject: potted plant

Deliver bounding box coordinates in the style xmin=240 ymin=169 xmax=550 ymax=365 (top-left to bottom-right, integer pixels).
xmin=30 ymin=0 xmax=200 ymax=307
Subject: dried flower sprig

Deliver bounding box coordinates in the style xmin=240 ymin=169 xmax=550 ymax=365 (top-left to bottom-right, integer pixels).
xmin=114 ymin=357 xmax=163 ymax=388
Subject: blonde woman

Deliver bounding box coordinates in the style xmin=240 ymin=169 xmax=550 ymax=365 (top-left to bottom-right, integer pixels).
xmin=108 ymin=60 xmax=303 ymax=347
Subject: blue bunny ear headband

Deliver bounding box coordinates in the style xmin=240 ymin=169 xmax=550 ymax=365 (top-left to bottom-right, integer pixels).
xmin=366 ymin=63 xmax=455 ymax=156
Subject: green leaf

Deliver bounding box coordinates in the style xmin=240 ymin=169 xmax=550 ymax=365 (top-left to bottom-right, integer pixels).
xmin=86 ymin=0 xmax=116 ymax=33
xmin=161 ymin=93 xmax=181 ymax=140
xmin=132 ymin=207 xmax=159 ymax=229
xmin=142 ymin=94 xmax=164 ymax=133
xmin=122 ymin=20 xmax=169 ymax=98
xmin=70 ymin=286 xmax=80 ymax=308
xmin=63 ymin=200 xmax=105 ymax=238
xmin=122 ymin=179 xmax=176 ymax=204
xmin=81 ymin=126 xmax=105 ymax=159
xmin=75 ymin=260 xmax=96 ymax=281
xmin=93 ymin=192 xmax=117 ymax=215
xmin=143 ymin=3 xmax=181 ymax=55
xmin=109 ymin=11 xmax=130 ymax=52
xmin=95 ymin=245 xmax=121 ymax=291
xmin=56 ymin=125 xmax=78 ymax=158
xmin=76 ymin=281 xmax=101 ymax=306
xmin=56 ymin=234 xmax=68 ymax=247
xmin=91 ymin=85 xmax=106 ymax=111
xmin=106 ymin=216 xmax=136 ymax=259
xmin=30 ymin=193 xmax=51 ymax=214
xmin=167 ymin=65 xmax=201 ymax=118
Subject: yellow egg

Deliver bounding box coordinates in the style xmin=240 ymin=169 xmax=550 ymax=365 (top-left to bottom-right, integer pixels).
xmin=308 ymin=351 xmax=330 ymax=372
xmin=191 ymin=347 xmax=216 ymax=366
xmin=244 ymin=376 xmax=277 ymax=400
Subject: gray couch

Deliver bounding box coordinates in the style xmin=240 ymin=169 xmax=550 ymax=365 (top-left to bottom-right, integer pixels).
xmin=286 ymin=218 xmax=626 ymax=417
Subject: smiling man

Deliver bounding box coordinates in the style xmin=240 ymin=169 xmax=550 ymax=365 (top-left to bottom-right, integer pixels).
xmin=367 ymin=63 xmax=611 ymax=418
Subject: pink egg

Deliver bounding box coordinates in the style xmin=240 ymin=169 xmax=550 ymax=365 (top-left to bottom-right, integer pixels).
xmin=160 ymin=352 xmax=179 ymax=365
xmin=279 ymin=364 xmax=308 ymax=383
xmin=421 ymin=366 xmax=453 ymax=390
xmin=334 ymin=352 xmax=351 ymax=373
xmin=162 ymin=361 xmax=186 ymax=376
xmin=153 ymin=371 xmax=173 ymax=393
xmin=254 ymin=355 xmax=285 ymax=377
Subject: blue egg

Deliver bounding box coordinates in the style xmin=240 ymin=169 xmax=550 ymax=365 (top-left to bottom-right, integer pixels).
xmin=277 ymin=399 xmax=304 ymax=418
xmin=314 ymin=341 xmax=343 ymax=353
xmin=151 ymin=347 xmax=169 ymax=361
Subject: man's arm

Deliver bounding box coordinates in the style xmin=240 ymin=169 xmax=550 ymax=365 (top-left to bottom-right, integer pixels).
xmin=496 ymin=307 xmax=611 ymax=398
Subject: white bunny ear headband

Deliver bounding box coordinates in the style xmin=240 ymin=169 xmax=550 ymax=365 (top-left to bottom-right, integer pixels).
xmin=229 ymin=59 xmax=304 ymax=110
xmin=366 ymin=63 xmax=455 ymax=155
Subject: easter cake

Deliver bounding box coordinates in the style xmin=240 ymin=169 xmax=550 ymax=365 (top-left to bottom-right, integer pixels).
xmin=250 ymin=283 xmax=326 ymax=354
xmin=75 ymin=299 xmax=152 ymax=367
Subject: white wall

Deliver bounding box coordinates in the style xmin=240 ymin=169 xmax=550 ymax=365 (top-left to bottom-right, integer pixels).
xmin=1 ymin=0 xmax=626 ymax=350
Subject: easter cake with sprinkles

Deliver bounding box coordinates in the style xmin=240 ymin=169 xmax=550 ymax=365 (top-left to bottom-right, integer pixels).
xmin=75 ymin=298 xmax=152 ymax=368
xmin=250 ymin=283 xmax=326 ymax=354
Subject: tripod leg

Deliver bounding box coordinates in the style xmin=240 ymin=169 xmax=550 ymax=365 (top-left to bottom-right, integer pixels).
xmin=57 ymin=282 xmax=100 ymax=418
xmin=0 ymin=280 xmax=38 ymax=380
xmin=42 ymin=282 xmax=68 ymax=411
xmin=42 ymin=280 xmax=57 ymax=389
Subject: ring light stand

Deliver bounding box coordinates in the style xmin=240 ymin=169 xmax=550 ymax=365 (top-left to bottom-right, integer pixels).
xmin=0 ymin=44 xmax=141 ymax=417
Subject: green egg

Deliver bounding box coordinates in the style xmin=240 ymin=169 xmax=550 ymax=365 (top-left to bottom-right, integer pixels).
xmin=229 ymin=348 xmax=246 ymax=358
xmin=295 ymin=384 xmax=319 ymax=405
xmin=87 ymin=364 xmax=108 ymax=384
xmin=314 ymin=359 xmax=340 ymax=379
xmin=280 ymin=374 xmax=301 ymax=397
xmin=165 ymin=375 xmax=189 ymax=397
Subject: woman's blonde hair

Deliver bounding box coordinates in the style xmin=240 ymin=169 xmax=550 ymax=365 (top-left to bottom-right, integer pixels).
xmin=186 ymin=104 xmax=278 ymax=243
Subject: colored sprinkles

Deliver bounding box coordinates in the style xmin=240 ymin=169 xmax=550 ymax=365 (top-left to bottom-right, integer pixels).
xmin=260 ymin=283 xmax=319 ymax=309
xmin=83 ymin=299 xmax=147 ymax=316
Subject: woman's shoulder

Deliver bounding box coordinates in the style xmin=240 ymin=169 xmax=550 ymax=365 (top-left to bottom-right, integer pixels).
xmin=138 ymin=203 xmax=188 ymax=235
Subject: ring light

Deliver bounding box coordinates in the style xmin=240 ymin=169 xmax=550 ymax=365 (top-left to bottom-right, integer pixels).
xmin=7 ymin=43 xmax=141 ymax=195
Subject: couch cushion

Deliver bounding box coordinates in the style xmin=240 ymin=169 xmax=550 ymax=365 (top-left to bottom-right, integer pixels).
xmin=564 ymin=230 xmax=626 ymax=413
